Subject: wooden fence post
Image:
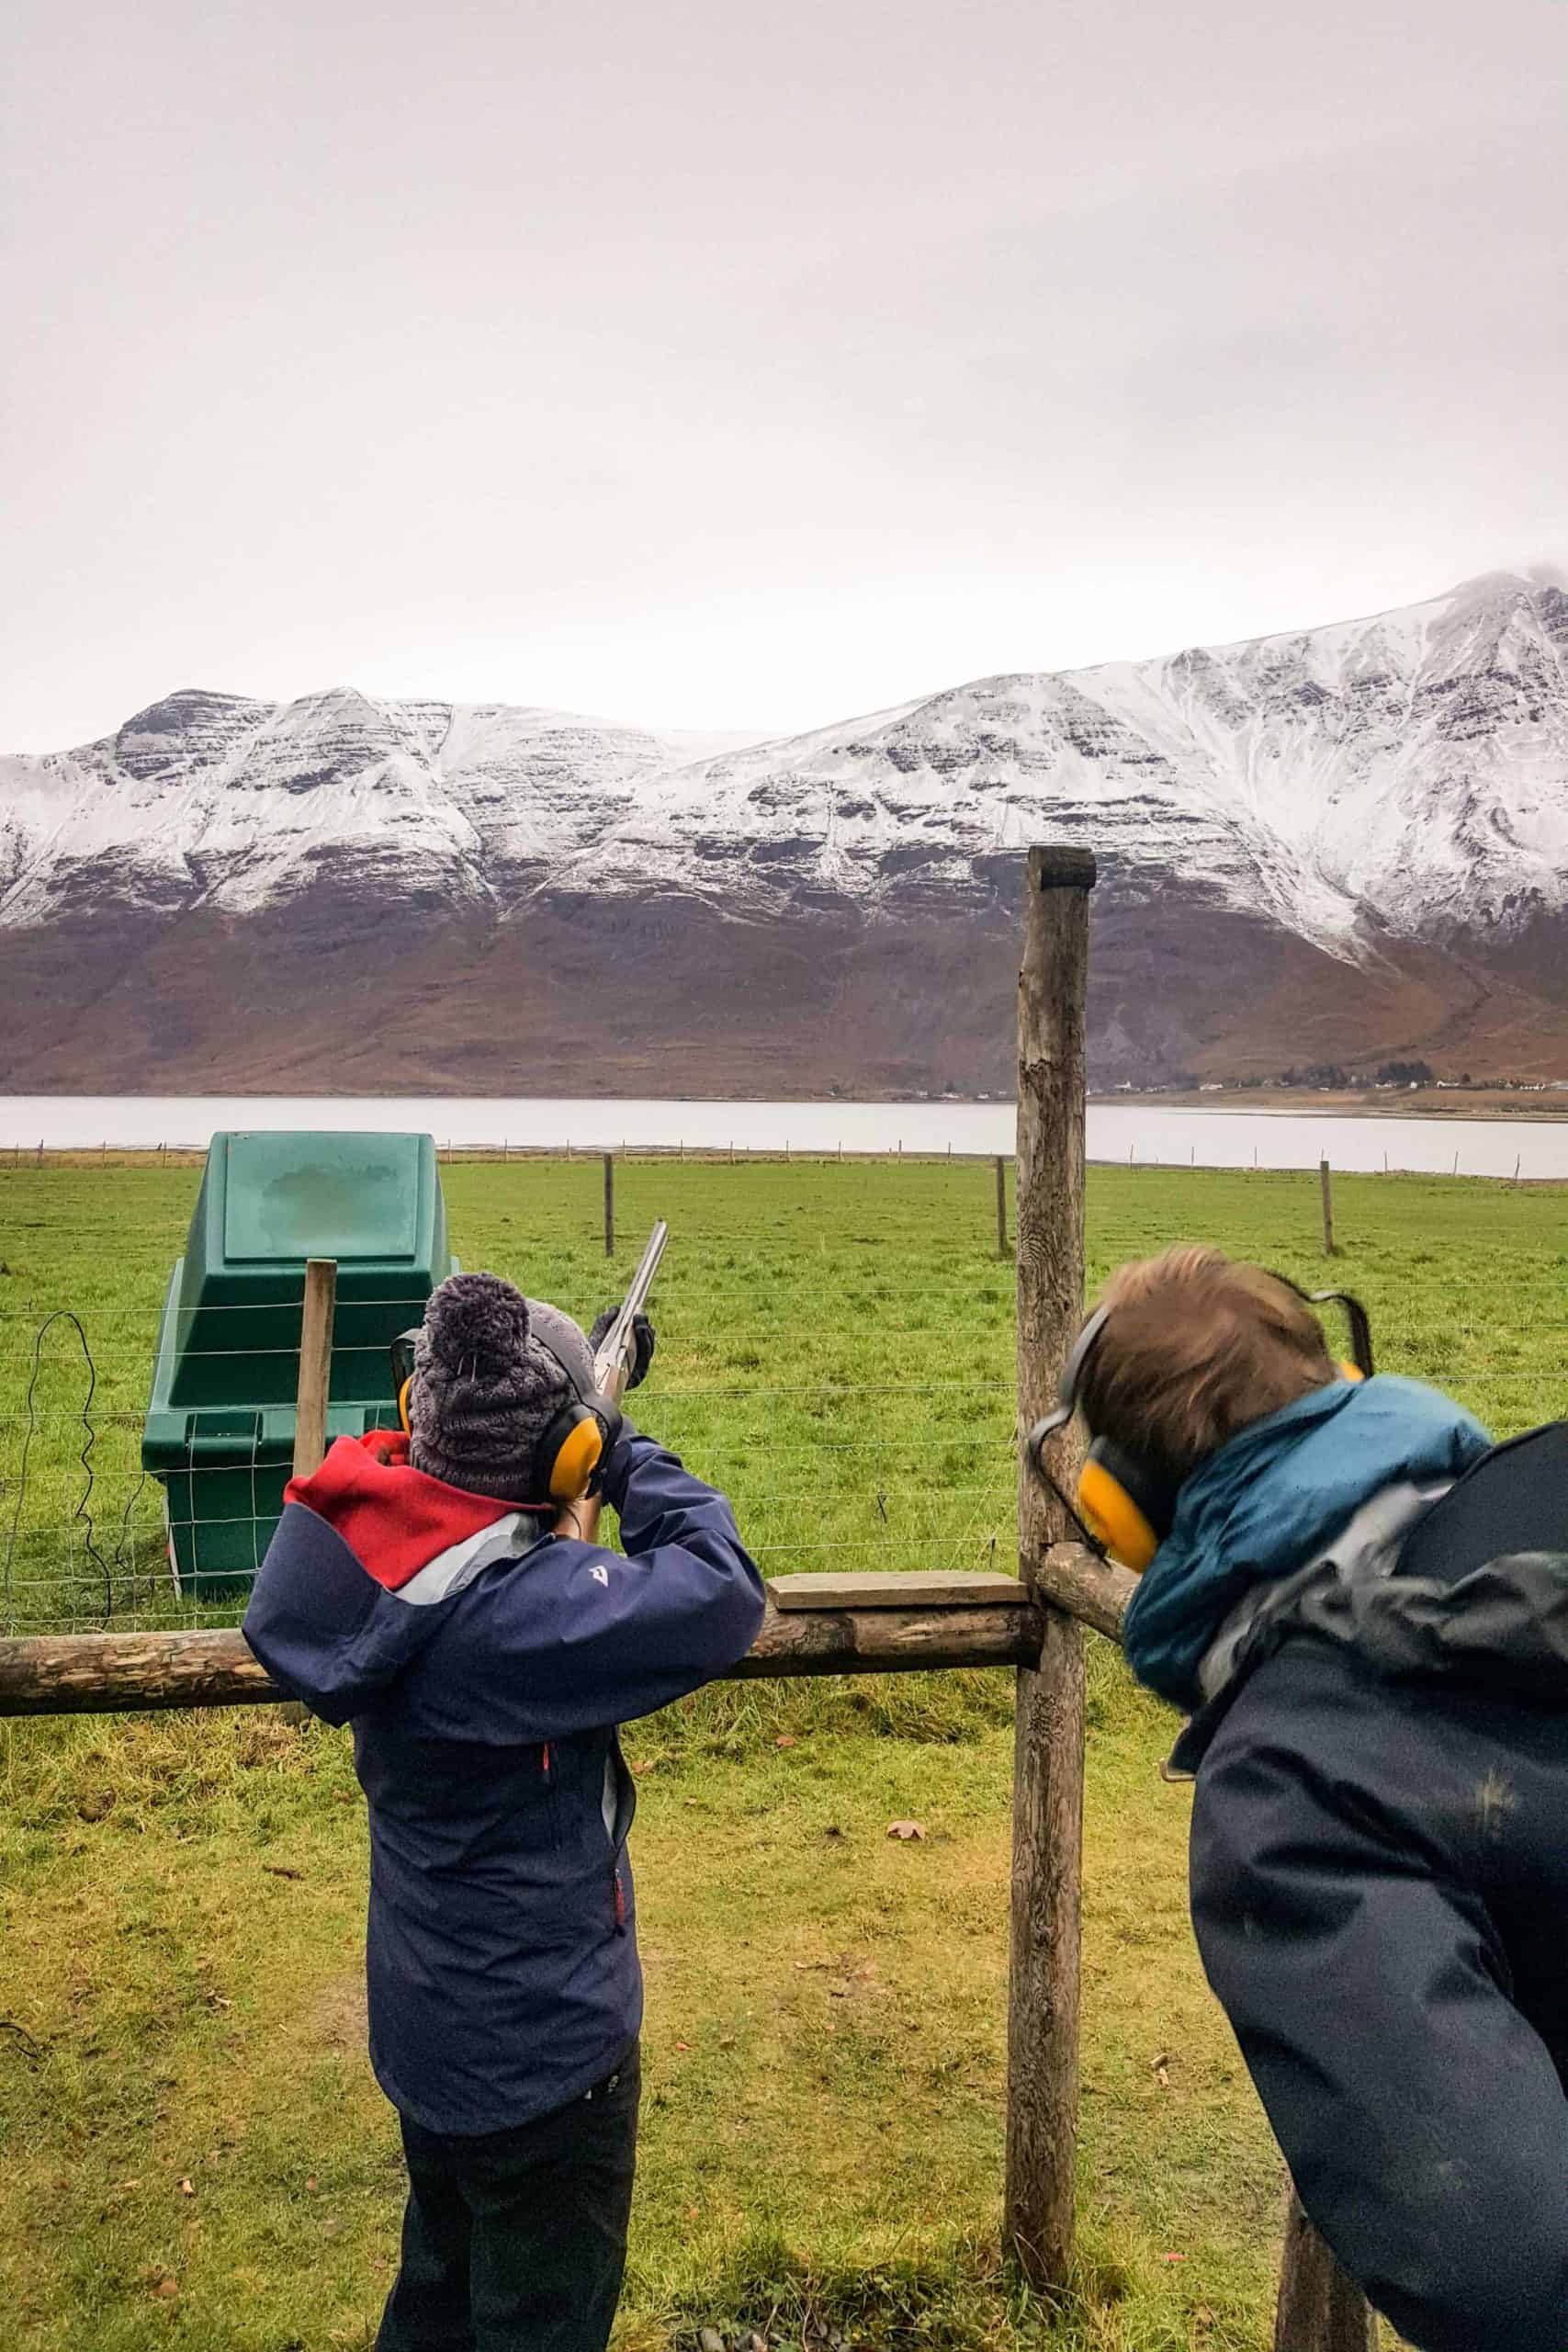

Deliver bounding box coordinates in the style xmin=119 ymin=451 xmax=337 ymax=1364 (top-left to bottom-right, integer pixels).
xmin=1319 ymin=1159 xmax=1336 ymax=1255
xmin=282 ymin=1259 xmax=337 ymax=1723
xmin=604 ymin=1152 xmax=615 ymax=1258
xmin=293 ymin=1260 xmax=336 ymax=1482
xmin=1274 ymin=2189 xmax=1377 ymax=2351
xmin=1006 ymin=842 xmax=1095 ymax=2290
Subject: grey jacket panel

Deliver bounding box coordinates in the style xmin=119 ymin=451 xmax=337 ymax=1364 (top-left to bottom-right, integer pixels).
xmin=1173 ymin=1481 xmax=1568 ymax=1772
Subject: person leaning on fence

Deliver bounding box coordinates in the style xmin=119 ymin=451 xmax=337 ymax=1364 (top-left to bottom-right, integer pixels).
xmin=242 ymin=1272 xmax=765 ymax=2352
xmin=1047 ymin=1246 xmax=1568 ymax=2352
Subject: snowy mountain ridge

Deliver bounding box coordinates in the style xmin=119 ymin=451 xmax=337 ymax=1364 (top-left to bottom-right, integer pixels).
xmin=5 ymin=570 xmax=1567 ymax=965
xmin=3 ymin=570 xmax=1567 ymax=1095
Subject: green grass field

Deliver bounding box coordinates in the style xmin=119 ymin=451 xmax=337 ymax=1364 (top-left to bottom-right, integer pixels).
xmin=1 ymin=1156 xmax=1564 ymax=2350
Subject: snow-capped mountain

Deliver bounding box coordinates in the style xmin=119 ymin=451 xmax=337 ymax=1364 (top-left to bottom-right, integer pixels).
xmin=3 ymin=570 xmax=1566 ymax=1094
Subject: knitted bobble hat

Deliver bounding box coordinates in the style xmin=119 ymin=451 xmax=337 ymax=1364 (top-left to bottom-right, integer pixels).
xmin=407 ymin=1272 xmax=592 ymax=1505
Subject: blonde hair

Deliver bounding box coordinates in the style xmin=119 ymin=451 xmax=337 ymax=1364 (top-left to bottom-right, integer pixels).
xmin=1077 ymin=1247 xmax=1336 ymax=1485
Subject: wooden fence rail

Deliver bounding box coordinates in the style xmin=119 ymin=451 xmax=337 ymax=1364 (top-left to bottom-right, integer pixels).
xmin=0 ymin=1571 xmax=1054 ymax=1716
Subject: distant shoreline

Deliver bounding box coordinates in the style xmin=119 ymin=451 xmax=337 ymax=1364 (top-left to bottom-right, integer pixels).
xmin=1094 ymin=1088 xmax=1568 ymax=1124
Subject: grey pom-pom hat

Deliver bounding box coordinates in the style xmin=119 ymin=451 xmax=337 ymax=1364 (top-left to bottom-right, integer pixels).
xmin=406 ymin=1271 xmax=600 ymax=1506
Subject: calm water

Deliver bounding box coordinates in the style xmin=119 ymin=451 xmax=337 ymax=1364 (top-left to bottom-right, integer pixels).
xmin=2 ymin=1095 xmax=1566 ymax=1179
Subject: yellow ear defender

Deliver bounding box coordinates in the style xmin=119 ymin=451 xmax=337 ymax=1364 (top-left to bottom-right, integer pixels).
xmin=1024 ymin=1280 xmax=1375 ymax=1573
xmin=388 ymin=1321 xmax=622 ymax=1504
xmin=535 ymin=1399 xmax=610 ymax=1503
xmin=1077 ymin=1447 xmax=1166 ymax=1574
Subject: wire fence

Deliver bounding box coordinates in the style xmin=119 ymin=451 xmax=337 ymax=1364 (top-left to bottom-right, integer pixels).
xmin=3 ymin=1148 xmax=1566 ymax=1639
xmin=0 ymin=1152 xmax=1023 ymax=1637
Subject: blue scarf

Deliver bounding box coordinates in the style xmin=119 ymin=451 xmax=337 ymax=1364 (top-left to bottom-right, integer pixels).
xmin=1122 ymin=1375 xmax=1493 ymax=1711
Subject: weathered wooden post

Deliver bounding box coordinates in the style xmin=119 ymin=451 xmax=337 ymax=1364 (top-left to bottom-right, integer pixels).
xmin=281 ymin=1259 xmax=336 ymax=1722
xmin=604 ymin=1152 xmax=615 ymax=1259
xmin=1007 ymin=843 xmax=1094 ymax=2289
xmin=1275 ymin=2190 xmax=1377 ymax=2351
xmin=996 ymin=1154 xmax=1009 ymax=1261
xmin=292 ymin=1259 xmax=336 ymax=1482
xmin=1319 ymin=1159 xmax=1336 ymax=1255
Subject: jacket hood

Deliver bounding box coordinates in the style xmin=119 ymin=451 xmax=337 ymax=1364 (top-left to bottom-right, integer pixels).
xmin=1122 ymin=1375 xmax=1493 ymax=1709
xmin=242 ymin=1433 xmax=549 ymax=1723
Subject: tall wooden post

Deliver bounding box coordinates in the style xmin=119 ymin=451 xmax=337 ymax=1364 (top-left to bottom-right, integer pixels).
xmin=604 ymin=1153 xmax=615 ymax=1259
xmin=282 ymin=1260 xmax=337 ymax=1722
xmin=1007 ymin=843 xmax=1095 ymax=2289
xmin=996 ymin=1154 xmax=1009 ymax=1261
xmin=292 ymin=1260 xmax=337 ymax=1483
xmin=1319 ymin=1159 xmax=1336 ymax=1255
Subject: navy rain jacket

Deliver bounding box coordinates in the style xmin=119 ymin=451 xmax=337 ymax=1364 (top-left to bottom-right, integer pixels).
xmin=243 ymin=1427 xmax=765 ymax=2133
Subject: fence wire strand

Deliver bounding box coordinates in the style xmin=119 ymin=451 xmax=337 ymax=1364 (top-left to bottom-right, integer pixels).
xmin=4 ymin=1149 xmax=1564 ymax=1639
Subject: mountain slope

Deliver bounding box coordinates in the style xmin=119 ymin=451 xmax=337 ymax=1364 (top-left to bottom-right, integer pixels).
xmin=3 ymin=571 xmax=1566 ymax=1093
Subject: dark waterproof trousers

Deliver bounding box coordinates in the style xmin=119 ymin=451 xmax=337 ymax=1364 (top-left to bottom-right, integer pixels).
xmin=375 ymin=2047 xmax=640 ymax=2352
xmin=1190 ymin=1644 xmax=1568 ymax=2352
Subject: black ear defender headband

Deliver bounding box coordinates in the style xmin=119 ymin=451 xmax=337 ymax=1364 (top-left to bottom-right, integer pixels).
xmin=389 ymin=1316 xmax=623 ymax=1505
xmin=1024 ymin=1276 xmax=1375 ymax=1575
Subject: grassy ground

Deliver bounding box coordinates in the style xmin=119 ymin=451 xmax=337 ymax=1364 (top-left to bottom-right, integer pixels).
xmin=1 ymin=1158 xmax=1564 ymax=2348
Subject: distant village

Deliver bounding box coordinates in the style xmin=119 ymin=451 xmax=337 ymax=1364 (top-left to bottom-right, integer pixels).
xmin=1113 ymin=1063 xmax=1568 ymax=1097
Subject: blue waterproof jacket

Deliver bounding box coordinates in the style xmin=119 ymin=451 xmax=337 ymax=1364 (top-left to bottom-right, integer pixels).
xmin=243 ymin=1428 xmax=765 ymax=2133
xmin=1122 ymin=1374 xmax=1491 ymax=1711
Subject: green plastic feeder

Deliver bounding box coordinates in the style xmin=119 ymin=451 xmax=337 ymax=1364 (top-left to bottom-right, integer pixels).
xmin=141 ymin=1131 xmax=456 ymax=1600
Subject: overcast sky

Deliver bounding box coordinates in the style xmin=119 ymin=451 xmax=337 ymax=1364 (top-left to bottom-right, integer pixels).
xmin=4 ymin=0 xmax=1565 ymax=750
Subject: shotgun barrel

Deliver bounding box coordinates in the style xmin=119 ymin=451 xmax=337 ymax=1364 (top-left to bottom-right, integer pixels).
xmin=555 ymin=1220 xmax=669 ymax=1546
xmin=592 ymin=1218 xmax=668 ymax=1403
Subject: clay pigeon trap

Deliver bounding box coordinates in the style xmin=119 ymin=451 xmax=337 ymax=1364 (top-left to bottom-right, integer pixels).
xmin=141 ymin=1131 xmax=456 ymax=1600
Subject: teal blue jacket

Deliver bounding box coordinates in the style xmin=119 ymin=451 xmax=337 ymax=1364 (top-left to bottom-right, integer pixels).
xmin=1122 ymin=1375 xmax=1492 ymax=1711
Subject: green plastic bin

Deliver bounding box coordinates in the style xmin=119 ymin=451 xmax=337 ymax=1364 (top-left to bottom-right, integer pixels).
xmin=142 ymin=1131 xmax=456 ymax=1600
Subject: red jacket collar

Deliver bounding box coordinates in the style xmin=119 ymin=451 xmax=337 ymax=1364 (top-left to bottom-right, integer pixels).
xmin=285 ymin=1432 xmax=549 ymax=1592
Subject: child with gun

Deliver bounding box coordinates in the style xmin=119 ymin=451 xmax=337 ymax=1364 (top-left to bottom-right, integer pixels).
xmin=1031 ymin=1246 xmax=1568 ymax=2352
xmin=243 ymin=1253 xmax=764 ymax=2352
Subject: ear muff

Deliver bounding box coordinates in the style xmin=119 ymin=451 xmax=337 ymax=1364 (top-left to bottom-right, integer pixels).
xmin=398 ymin=1375 xmax=414 ymax=1435
xmin=1027 ymin=1305 xmax=1174 ymax=1569
xmin=539 ymin=1402 xmax=610 ymax=1503
xmin=1077 ymin=1438 xmax=1179 ymax=1574
xmin=1338 ymin=1359 xmax=1365 ymax=1384
xmin=524 ymin=1302 xmax=624 ymax=1503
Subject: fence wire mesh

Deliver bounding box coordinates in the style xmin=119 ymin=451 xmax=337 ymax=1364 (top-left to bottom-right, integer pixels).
xmin=0 ymin=1152 xmax=1024 ymax=1638
xmin=3 ymin=1148 xmax=1566 ymax=1639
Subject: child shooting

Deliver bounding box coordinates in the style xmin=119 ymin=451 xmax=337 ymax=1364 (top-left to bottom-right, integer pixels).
xmin=243 ymin=1263 xmax=765 ymax=2352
